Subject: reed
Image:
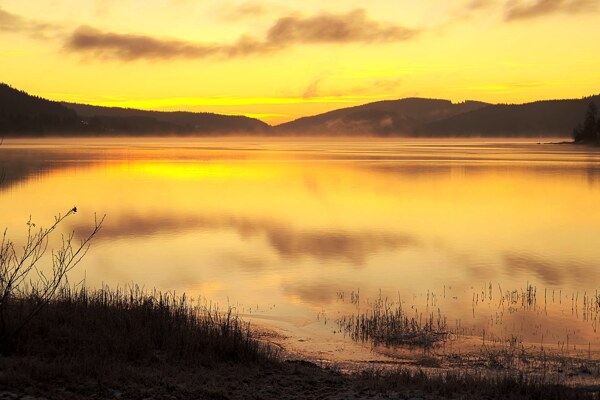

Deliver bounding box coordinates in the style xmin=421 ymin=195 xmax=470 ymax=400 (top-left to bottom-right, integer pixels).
xmin=336 ymin=294 xmax=448 ymax=348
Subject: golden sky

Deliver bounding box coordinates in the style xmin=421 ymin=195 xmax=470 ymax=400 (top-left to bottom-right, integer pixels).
xmin=1 ymin=0 xmax=599 ymax=124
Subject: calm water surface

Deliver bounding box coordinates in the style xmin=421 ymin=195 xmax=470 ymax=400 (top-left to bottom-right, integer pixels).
xmin=1 ymin=138 xmax=600 ymax=359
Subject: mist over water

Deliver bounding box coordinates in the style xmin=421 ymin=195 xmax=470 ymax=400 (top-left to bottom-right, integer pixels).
xmin=1 ymin=137 xmax=600 ymax=358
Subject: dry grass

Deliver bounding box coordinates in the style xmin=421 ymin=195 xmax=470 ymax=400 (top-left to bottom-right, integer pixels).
xmin=2 ymin=283 xmax=277 ymax=366
xmin=352 ymin=367 xmax=599 ymax=400
xmin=0 ymin=283 xmax=598 ymax=399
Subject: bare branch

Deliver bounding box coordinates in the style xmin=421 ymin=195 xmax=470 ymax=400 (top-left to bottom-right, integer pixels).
xmin=0 ymin=209 xmax=104 ymax=339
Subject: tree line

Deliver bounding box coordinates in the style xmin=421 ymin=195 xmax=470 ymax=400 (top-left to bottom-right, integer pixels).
xmin=0 ymin=83 xmax=268 ymax=136
xmin=573 ymin=102 xmax=600 ymax=144
xmin=0 ymin=84 xmax=81 ymax=134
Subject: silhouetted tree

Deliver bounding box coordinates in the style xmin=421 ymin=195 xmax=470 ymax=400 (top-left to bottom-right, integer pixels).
xmin=573 ymin=123 xmax=585 ymax=143
xmin=573 ymin=102 xmax=599 ymax=143
xmin=582 ymin=102 xmax=597 ymax=142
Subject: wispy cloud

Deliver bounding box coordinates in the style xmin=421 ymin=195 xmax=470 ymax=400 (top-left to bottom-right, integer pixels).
xmin=266 ymin=9 xmax=417 ymax=45
xmin=302 ymin=77 xmax=402 ymax=100
xmin=0 ymin=6 xmax=59 ymax=39
xmin=67 ymin=26 xmax=224 ymax=61
xmin=302 ymin=79 xmax=322 ymax=99
xmin=0 ymin=7 xmax=23 ymax=31
xmin=504 ymin=0 xmax=597 ymax=21
xmin=218 ymin=1 xmax=270 ymax=21
xmin=447 ymin=0 xmax=597 ymax=24
xmin=65 ymin=9 xmax=420 ymax=61
xmin=468 ymin=0 xmax=497 ymax=10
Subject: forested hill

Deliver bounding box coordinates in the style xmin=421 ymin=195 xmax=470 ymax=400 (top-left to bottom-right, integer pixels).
xmin=0 ymin=84 xmax=269 ymax=136
xmin=275 ymin=98 xmax=489 ymax=136
xmin=62 ymin=103 xmax=269 ymax=135
xmin=417 ymin=96 xmax=600 ymax=137
xmin=2 ymin=82 xmax=599 ymax=137
xmin=275 ymin=96 xmax=600 ymax=137
xmin=0 ymin=84 xmax=81 ymax=134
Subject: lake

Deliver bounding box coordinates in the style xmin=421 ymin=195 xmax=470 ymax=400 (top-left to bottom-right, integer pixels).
xmin=1 ymin=137 xmax=600 ymax=363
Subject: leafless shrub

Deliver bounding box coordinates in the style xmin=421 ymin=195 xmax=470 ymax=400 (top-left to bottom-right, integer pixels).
xmin=0 ymin=208 xmax=104 ymax=342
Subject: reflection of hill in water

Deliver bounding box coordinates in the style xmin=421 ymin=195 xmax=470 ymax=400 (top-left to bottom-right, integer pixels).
xmin=0 ymin=150 xmax=92 ymax=190
xmin=3 ymin=140 xmax=600 ymax=341
xmin=586 ymin=166 xmax=600 ymax=187
xmin=3 ymin=143 xmax=600 ymax=191
xmin=369 ymin=162 xmax=600 ymax=183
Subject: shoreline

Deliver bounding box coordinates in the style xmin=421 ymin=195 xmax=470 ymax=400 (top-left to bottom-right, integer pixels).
xmin=544 ymin=140 xmax=600 ymax=147
xmin=250 ymin=317 xmax=600 ymax=386
xmin=2 ymin=284 xmax=599 ymax=399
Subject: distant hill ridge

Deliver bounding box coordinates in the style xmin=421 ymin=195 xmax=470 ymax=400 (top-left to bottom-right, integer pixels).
xmin=63 ymin=102 xmax=269 ymax=135
xmin=275 ymin=98 xmax=489 ymax=136
xmin=276 ymin=96 xmax=600 ymax=137
xmin=417 ymin=96 xmax=600 ymax=137
xmin=0 ymin=83 xmax=268 ymax=136
xmin=1 ymin=82 xmax=599 ymax=137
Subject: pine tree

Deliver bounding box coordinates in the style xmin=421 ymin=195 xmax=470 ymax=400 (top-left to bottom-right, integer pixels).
xmin=582 ymin=102 xmax=598 ymax=142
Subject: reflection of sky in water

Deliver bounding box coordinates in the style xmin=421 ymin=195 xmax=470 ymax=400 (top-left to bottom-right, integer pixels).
xmin=82 ymin=213 xmax=419 ymax=265
xmin=1 ymin=138 xmax=600 ymax=351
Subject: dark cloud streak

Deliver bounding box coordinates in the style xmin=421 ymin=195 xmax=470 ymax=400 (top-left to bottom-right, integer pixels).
xmin=504 ymin=0 xmax=597 ymax=21
xmin=447 ymin=0 xmax=597 ymax=25
xmin=65 ymin=9 xmax=419 ymax=61
xmin=266 ymin=9 xmax=417 ymax=45
xmin=67 ymin=26 xmax=222 ymax=61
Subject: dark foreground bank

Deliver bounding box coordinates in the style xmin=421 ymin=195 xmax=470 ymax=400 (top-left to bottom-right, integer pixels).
xmin=0 ymin=286 xmax=598 ymax=400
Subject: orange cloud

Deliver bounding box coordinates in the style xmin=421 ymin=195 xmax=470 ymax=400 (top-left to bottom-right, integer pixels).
xmin=266 ymin=9 xmax=418 ymax=45
xmin=68 ymin=26 xmax=225 ymax=60
xmin=65 ymin=9 xmax=419 ymax=61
